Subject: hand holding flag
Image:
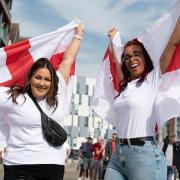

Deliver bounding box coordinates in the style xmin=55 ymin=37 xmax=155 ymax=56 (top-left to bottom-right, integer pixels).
xmin=92 ymin=0 xmax=180 ymax=128
xmin=0 ymin=19 xmax=82 ymax=87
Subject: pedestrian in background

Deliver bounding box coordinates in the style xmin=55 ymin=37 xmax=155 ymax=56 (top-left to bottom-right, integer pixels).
xmin=101 ymin=133 xmax=118 ymax=179
xmin=162 ymin=134 xmax=177 ymax=180
xmin=162 ymin=118 xmax=177 ymax=180
xmin=91 ymin=137 xmax=105 ymax=180
xmin=79 ymin=137 xmax=93 ymax=180
xmin=105 ymin=133 xmax=117 ymax=162
xmin=174 ymin=142 xmax=180 ymax=180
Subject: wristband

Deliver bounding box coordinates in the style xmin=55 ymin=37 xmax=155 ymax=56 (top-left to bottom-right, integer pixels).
xmin=73 ymin=34 xmax=83 ymax=40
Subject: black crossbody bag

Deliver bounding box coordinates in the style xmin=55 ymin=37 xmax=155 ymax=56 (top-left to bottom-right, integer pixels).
xmin=29 ymin=93 xmax=67 ymax=147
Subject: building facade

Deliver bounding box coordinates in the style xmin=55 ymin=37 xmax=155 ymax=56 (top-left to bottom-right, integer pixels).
xmin=0 ymin=0 xmax=12 ymax=47
xmin=9 ymin=22 xmax=20 ymax=43
xmin=64 ymin=76 xmax=116 ymax=149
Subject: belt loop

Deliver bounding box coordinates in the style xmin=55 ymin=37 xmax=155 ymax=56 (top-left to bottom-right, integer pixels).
xmin=127 ymin=139 xmax=131 ymax=146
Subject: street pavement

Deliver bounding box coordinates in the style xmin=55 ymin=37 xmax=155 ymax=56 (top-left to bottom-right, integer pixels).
xmin=0 ymin=164 xmax=3 ymax=180
xmin=64 ymin=160 xmax=79 ymax=180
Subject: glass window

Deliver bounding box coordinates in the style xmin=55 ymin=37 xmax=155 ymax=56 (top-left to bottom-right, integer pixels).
xmin=79 ymin=94 xmax=82 ymax=105
xmin=86 ymin=85 xmax=89 ymax=95
xmin=76 ymin=83 xmax=80 ymax=93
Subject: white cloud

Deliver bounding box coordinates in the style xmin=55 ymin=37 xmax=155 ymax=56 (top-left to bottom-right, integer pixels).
xmin=12 ymin=0 xmax=176 ymax=38
xmin=11 ymin=1 xmax=54 ymax=37
xmin=40 ymin=0 xmax=176 ymax=39
xmin=11 ymin=0 xmax=177 ymax=77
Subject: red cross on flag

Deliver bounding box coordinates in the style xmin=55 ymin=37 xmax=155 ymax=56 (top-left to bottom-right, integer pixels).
xmin=0 ymin=19 xmax=80 ymax=87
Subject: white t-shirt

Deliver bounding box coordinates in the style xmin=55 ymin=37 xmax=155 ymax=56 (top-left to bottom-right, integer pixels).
xmin=165 ymin=144 xmax=173 ymax=166
xmin=0 ymin=71 xmax=69 ymax=165
xmin=109 ymin=65 xmax=162 ymax=138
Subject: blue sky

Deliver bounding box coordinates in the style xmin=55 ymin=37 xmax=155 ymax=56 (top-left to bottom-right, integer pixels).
xmin=11 ymin=0 xmax=176 ymax=78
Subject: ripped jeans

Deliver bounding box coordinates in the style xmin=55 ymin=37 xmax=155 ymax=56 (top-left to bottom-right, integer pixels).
xmin=104 ymin=141 xmax=167 ymax=180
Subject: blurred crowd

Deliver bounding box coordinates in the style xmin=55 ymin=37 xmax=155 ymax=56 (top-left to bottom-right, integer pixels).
xmin=65 ymin=133 xmax=180 ymax=180
xmin=68 ymin=133 xmax=118 ymax=180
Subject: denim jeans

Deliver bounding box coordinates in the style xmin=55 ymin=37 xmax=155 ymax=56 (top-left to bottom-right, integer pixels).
xmin=104 ymin=141 xmax=167 ymax=180
xmin=92 ymin=159 xmax=102 ymax=180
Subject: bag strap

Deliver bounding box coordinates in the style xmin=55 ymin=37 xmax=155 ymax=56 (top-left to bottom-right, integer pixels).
xmin=162 ymin=137 xmax=169 ymax=154
xmin=28 ymin=92 xmax=45 ymax=115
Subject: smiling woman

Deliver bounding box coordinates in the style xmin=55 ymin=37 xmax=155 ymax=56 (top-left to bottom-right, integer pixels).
xmin=31 ymin=68 xmax=52 ymax=100
xmin=121 ymin=39 xmax=154 ymax=86
xmin=26 ymin=58 xmax=58 ymax=107
xmin=102 ymin=17 xmax=180 ymax=180
xmin=0 ymin=23 xmax=84 ymax=180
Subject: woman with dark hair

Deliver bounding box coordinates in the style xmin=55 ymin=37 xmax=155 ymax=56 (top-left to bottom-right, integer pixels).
xmin=8 ymin=58 xmax=59 ymax=109
xmin=0 ymin=22 xmax=84 ymax=180
xmin=102 ymin=18 xmax=180 ymax=180
xmin=120 ymin=39 xmax=154 ymax=91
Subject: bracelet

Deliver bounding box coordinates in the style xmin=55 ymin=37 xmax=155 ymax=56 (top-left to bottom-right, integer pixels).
xmin=73 ymin=34 xmax=83 ymax=40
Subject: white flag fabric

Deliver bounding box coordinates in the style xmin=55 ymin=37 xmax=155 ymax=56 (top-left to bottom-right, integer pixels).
xmin=92 ymin=0 xmax=180 ymax=129
xmin=0 ymin=19 xmax=81 ymax=87
xmin=138 ymin=1 xmax=180 ymax=127
xmin=92 ymin=32 xmax=123 ymax=126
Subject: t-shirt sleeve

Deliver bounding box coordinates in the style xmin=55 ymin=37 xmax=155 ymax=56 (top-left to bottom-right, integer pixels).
xmin=56 ymin=71 xmax=67 ymax=95
xmin=146 ymin=62 xmax=163 ymax=89
xmin=56 ymin=71 xmax=73 ymax=117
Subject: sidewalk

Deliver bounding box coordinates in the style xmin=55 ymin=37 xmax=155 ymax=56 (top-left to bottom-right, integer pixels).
xmin=64 ymin=159 xmax=80 ymax=180
xmin=0 ymin=164 xmax=3 ymax=180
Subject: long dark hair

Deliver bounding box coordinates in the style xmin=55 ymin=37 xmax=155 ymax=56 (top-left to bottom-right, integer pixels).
xmin=8 ymin=58 xmax=59 ymax=109
xmin=120 ymin=39 xmax=154 ymax=91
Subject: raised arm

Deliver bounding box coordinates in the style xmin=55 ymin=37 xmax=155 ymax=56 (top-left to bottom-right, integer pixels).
xmin=168 ymin=117 xmax=176 ymax=138
xmin=58 ymin=23 xmax=84 ymax=84
xmin=167 ymin=118 xmax=176 ymax=144
xmin=108 ymin=27 xmax=121 ymax=78
xmin=160 ymin=17 xmax=180 ymax=74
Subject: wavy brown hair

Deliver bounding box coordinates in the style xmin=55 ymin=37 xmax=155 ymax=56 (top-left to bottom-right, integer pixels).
xmin=8 ymin=58 xmax=59 ymax=109
xmin=120 ymin=39 xmax=154 ymax=91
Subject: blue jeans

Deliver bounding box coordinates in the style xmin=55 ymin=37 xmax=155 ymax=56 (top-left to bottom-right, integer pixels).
xmin=104 ymin=141 xmax=167 ymax=180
